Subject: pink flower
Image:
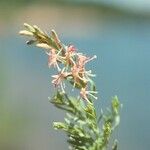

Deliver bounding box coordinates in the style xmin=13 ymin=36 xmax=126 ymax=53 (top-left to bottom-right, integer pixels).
xmin=71 ymin=64 xmax=87 ymax=86
xmin=70 ymin=54 xmax=96 ymax=86
xmin=77 ymin=54 xmax=97 ymax=69
xmin=51 ymin=68 xmax=70 ymax=92
xmin=67 ymin=45 xmax=76 ymax=53
xmin=64 ymin=45 xmax=76 ymax=66
xmin=80 ymin=87 xmax=98 ymax=101
xmin=46 ymin=48 xmax=61 ymax=71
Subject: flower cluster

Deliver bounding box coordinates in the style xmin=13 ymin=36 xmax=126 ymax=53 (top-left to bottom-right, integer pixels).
xmin=20 ymin=23 xmax=121 ymax=150
xmin=20 ymin=23 xmax=97 ymax=102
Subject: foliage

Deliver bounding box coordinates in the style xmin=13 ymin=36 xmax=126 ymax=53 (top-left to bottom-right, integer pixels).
xmin=20 ymin=23 xmax=121 ymax=150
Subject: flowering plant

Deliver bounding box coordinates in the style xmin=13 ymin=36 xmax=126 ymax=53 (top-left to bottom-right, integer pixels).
xmin=20 ymin=23 xmax=121 ymax=150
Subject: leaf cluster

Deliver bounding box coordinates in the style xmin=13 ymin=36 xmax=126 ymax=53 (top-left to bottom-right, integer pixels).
xmin=51 ymin=91 xmax=120 ymax=150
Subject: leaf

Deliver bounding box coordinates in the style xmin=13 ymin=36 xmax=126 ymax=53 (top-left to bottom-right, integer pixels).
xmin=112 ymin=140 xmax=118 ymax=150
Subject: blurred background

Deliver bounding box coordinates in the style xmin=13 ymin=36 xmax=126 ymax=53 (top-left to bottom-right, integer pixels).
xmin=0 ymin=0 xmax=150 ymax=149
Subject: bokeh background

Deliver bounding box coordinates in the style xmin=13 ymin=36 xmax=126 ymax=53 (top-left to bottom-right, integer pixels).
xmin=0 ymin=0 xmax=150 ymax=150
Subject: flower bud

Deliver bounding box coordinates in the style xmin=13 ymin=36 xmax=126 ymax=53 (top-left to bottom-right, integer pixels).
xmin=19 ymin=30 xmax=33 ymax=36
xmin=36 ymin=43 xmax=51 ymax=50
xmin=24 ymin=23 xmax=35 ymax=32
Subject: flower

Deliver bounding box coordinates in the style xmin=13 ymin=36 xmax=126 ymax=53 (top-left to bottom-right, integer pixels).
xmin=51 ymin=68 xmax=70 ymax=92
xmin=46 ymin=48 xmax=62 ymax=71
xmin=80 ymin=87 xmax=98 ymax=101
xmin=67 ymin=45 xmax=76 ymax=53
xmin=64 ymin=45 xmax=76 ymax=66
xmin=20 ymin=24 xmax=98 ymax=102
xmin=70 ymin=54 xmax=96 ymax=86
xmin=71 ymin=63 xmax=87 ymax=86
xmin=77 ymin=54 xmax=97 ymax=69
